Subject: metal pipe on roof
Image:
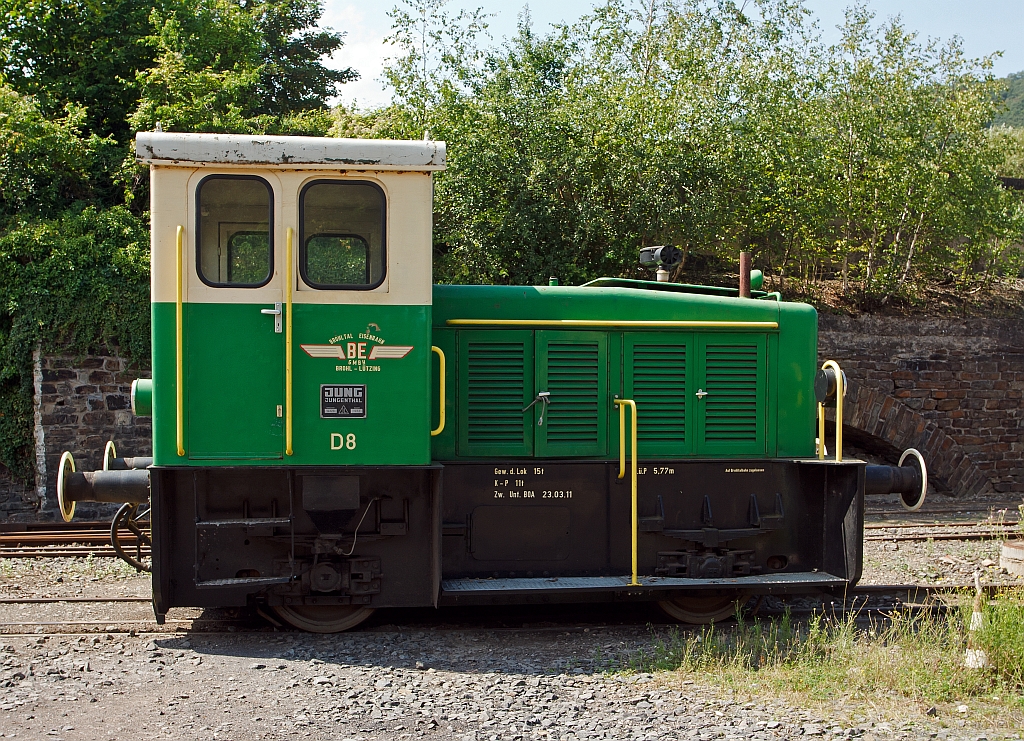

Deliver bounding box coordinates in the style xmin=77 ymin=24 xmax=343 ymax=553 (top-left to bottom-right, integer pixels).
xmin=739 ymin=251 xmax=751 ymax=298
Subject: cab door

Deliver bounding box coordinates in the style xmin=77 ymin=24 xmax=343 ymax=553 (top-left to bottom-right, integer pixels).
xmin=186 ymin=174 xmax=284 ymax=460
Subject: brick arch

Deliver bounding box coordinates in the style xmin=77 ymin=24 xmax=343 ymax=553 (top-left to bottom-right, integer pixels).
xmin=835 ymin=382 xmax=991 ymax=498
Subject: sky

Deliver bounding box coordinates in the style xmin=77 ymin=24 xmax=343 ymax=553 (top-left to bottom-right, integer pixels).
xmin=319 ymin=0 xmax=1024 ymax=110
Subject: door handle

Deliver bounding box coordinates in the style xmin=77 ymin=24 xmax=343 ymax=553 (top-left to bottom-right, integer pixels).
xmin=262 ymin=303 xmax=283 ymax=333
xmin=523 ymin=391 xmax=551 ymax=425
xmin=695 ymin=389 xmax=708 ymax=399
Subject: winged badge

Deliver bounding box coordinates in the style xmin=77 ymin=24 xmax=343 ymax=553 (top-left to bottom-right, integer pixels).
xmin=301 ymin=344 xmax=413 ymax=360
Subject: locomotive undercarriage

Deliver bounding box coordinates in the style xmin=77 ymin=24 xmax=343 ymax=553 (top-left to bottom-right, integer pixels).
xmin=148 ymin=459 xmax=863 ymax=628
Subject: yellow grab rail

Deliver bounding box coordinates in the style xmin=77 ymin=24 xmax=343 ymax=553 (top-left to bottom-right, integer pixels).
xmin=175 ymin=225 xmax=185 ymax=457
xmin=430 ymin=346 xmax=446 ymax=436
xmin=817 ymin=402 xmax=826 ymax=460
xmin=285 ymin=227 xmax=294 ymax=456
xmin=817 ymin=359 xmax=844 ymax=462
xmin=614 ymin=398 xmax=639 ymax=586
xmin=447 ymin=319 xmax=778 ymax=329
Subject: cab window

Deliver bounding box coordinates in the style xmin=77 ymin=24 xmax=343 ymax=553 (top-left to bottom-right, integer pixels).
xmin=300 ymin=181 xmax=386 ymax=289
xmin=196 ymin=176 xmax=273 ymax=287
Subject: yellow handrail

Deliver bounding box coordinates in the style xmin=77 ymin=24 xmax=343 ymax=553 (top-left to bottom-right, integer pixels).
xmin=616 ymin=400 xmax=626 ymax=480
xmin=818 ymin=360 xmax=844 ymax=462
xmin=175 ymin=225 xmax=185 ymax=457
xmin=285 ymin=227 xmax=294 ymax=456
xmin=447 ymin=319 xmax=778 ymax=329
xmin=817 ymin=402 xmax=826 ymax=461
xmin=430 ymin=346 xmax=445 ymax=436
xmin=614 ymin=398 xmax=639 ymax=586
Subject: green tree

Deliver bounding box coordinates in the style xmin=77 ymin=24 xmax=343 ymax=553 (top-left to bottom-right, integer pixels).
xmin=804 ymin=7 xmax=1020 ymax=299
xmin=0 ymin=84 xmax=122 ymax=220
xmin=130 ymin=0 xmax=357 ymax=135
xmin=0 ymin=0 xmax=163 ymax=143
xmin=994 ymin=71 xmax=1024 ymax=128
xmin=992 ymin=125 xmax=1024 ymax=179
xmin=375 ymin=0 xmax=1023 ymax=299
xmin=379 ymin=0 xmax=825 ymax=286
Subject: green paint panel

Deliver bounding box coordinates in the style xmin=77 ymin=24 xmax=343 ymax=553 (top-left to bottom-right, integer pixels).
xmin=291 ymin=303 xmax=431 ymax=466
xmin=433 ymin=284 xmax=812 ymax=460
xmin=535 ymin=331 xmax=607 ymax=458
xmin=146 ymin=280 xmax=816 ymax=467
xmin=151 ymin=301 xmax=430 ymax=466
xmin=186 ymin=302 xmax=284 ymax=459
xmin=775 ymin=303 xmax=817 ymax=458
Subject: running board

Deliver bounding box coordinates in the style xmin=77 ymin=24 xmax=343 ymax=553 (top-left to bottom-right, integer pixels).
xmin=195 ymin=518 xmax=292 ymax=528
xmin=439 ymin=572 xmax=848 ymax=605
xmin=195 ymin=576 xmax=292 ymax=589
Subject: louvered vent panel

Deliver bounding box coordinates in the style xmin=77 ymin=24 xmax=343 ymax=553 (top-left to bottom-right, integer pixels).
xmin=632 ymin=344 xmax=687 ymax=443
xmin=545 ymin=342 xmax=600 ymax=444
xmin=704 ymin=344 xmax=759 ymax=442
xmin=466 ymin=341 xmax=526 ymax=444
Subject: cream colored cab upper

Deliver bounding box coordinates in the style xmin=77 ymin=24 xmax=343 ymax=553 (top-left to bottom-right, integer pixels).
xmin=136 ymin=132 xmax=446 ymax=306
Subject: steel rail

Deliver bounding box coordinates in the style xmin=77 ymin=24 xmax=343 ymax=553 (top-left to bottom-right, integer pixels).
xmin=864 ymin=520 xmax=1020 ymax=529
xmin=864 ymin=530 xmax=1016 ymax=543
xmin=0 ymin=597 xmax=151 ymax=604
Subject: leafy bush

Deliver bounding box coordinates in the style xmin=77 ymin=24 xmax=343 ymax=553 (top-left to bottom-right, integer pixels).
xmin=0 ymin=87 xmax=122 ymax=220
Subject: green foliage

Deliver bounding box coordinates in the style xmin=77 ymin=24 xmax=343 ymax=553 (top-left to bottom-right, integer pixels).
xmin=0 ymin=0 xmax=163 ymax=142
xmin=130 ymin=0 xmax=355 ymax=135
xmin=992 ymin=125 xmax=1024 ymax=179
xmin=0 ymin=86 xmax=122 ymax=219
xmin=0 ymin=0 xmax=354 ymax=142
xmin=994 ymin=71 xmax=1024 ymax=128
xmin=975 ymin=589 xmax=1024 ymax=691
xmin=373 ymin=0 xmax=1024 ymax=302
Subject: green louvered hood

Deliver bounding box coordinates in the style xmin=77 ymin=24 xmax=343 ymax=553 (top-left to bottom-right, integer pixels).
xmin=429 ymin=283 xmax=817 ymax=461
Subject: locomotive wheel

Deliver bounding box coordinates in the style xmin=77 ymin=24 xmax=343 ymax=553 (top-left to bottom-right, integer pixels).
xmin=658 ymin=593 xmax=749 ymax=625
xmin=272 ymin=605 xmax=375 ymax=633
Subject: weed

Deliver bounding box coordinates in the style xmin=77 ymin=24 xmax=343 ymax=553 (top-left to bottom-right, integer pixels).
xmin=629 ymin=592 xmax=1024 ymax=712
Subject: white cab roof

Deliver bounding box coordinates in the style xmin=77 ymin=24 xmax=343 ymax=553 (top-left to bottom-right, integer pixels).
xmin=135 ymin=132 xmax=446 ymax=170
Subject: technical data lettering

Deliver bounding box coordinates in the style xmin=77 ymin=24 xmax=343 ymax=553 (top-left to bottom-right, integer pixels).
xmin=634 ymin=466 xmax=676 ymax=476
xmin=491 ymin=464 xmax=572 ymax=500
xmin=321 ymin=384 xmax=366 ymax=419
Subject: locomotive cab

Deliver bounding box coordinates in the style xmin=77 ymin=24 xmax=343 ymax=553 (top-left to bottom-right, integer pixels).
xmin=55 ymin=132 xmax=927 ymax=632
xmin=139 ymin=134 xmax=446 ymax=631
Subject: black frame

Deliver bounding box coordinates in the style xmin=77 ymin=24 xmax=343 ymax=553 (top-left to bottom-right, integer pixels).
xmin=195 ymin=174 xmax=275 ymax=288
xmin=298 ymin=179 xmax=387 ymax=291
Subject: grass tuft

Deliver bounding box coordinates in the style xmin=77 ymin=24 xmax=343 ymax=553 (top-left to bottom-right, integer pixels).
xmin=628 ymin=590 xmax=1024 ymax=716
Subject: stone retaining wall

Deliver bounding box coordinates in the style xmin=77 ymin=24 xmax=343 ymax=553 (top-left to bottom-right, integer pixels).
xmin=818 ymin=315 xmax=1024 ymax=497
xmin=30 ymin=350 xmax=151 ymax=520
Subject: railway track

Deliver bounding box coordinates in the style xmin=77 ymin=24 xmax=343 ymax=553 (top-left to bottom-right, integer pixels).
xmin=0 ymin=584 xmax=1016 ymax=636
xmin=0 ymin=523 xmax=150 ymax=558
xmin=6 ymin=520 xmax=1019 ymax=556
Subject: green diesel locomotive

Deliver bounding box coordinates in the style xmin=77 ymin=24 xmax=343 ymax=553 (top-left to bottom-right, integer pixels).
xmin=57 ymin=133 xmax=927 ymax=632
